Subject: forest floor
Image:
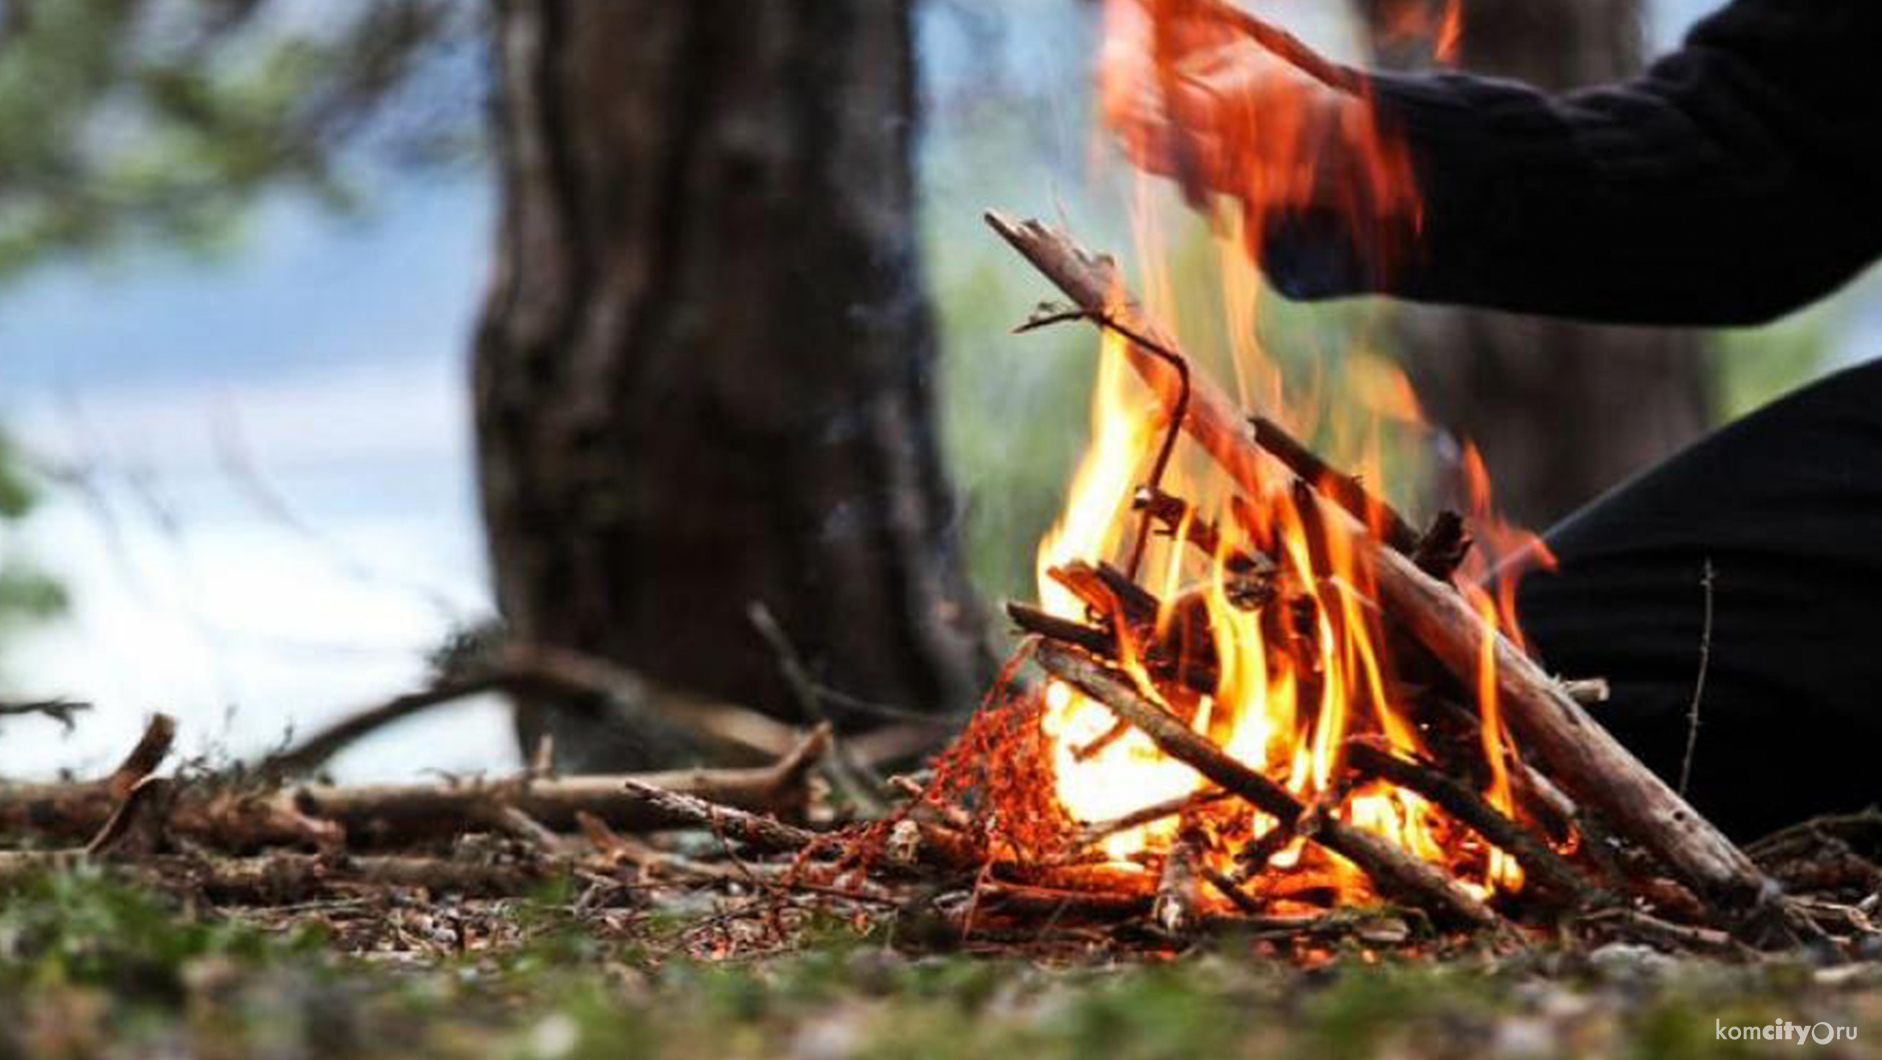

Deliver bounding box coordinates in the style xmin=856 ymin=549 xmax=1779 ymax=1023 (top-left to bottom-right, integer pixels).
xmin=2 ymin=866 xmax=1880 ymax=1060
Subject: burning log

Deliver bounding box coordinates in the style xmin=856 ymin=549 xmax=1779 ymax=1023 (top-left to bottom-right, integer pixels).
xmin=1362 ymin=532 xmax=1770 ymax=908
xmin=985 ymin=211 xmax=1772 ymax=916
xmin=1033 ymin=640 xmax=1499 ymax=929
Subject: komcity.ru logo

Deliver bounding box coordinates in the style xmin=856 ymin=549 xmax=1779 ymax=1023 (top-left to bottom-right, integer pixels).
xmin=1716 ymin=1018 xmax=1858 ymax=1045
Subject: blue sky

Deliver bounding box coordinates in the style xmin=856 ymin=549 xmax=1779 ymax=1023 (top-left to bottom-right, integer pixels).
xmin=0 ymin=0 xmax=1871 ymax=780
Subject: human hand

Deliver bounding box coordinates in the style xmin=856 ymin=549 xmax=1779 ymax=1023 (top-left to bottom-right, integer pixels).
xmin=1099 ymin=0 xmax=1362 ymax=212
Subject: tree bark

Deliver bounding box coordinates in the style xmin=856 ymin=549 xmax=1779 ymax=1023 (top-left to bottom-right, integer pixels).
xmin=1358 ymin=0 xmax=1713 ymax=527
xmin=474 ymin=0 xmax=985 ymax=770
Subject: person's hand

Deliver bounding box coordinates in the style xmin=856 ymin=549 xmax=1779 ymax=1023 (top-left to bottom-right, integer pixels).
xmin=1099 ymin=4 xmax=1355 ymax=207
xmin=1100 ymin=0 xmax=1356 ymax=209
xmin=1099 ymin=0 xmax=1422 ymax=295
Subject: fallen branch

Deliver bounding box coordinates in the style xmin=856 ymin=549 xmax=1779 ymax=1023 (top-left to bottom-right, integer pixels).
xmin=616 ymin=779 xmax=825 ymax=855
xmin=0 ymin=851 xmax=549 ymax=903
xmin=259 ymin=642 xmax=810 ymax=777
xmin=299 ymin=726 xmax=829 ymax=847
xmin=1034 ymin=640 xmax=1498 ymax=929
xmin=0 ymin=727 xmax=829 ymax=852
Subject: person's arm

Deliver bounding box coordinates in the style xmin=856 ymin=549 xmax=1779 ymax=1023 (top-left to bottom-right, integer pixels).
xmin=1320 ymin=0 xmax=1882 ymax=326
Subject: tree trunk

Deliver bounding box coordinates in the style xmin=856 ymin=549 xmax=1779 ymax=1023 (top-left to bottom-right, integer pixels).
xmin=473 ymin=0 xmax=986 ymax=771
xmin=1358 ymin=0 xmax=1713 ymax=527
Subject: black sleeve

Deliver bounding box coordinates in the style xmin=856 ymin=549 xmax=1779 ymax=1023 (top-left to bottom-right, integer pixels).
xmin=1268 ymin=0 xmax=1882 ymax=326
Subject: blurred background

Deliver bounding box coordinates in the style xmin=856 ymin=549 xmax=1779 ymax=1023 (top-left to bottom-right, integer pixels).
xmin=1 ymin=0 xmax=1875 ymax=780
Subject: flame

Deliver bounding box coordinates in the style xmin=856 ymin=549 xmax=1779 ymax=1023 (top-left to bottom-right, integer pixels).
xmin=1016 ymin=0 xmax=1557 ymax=908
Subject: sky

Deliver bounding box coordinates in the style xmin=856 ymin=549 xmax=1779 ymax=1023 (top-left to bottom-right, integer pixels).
xmin=0 ymin=179 xmax=507 ymax=780
xmin=1 ymin=0 xmax=1874 ymax=782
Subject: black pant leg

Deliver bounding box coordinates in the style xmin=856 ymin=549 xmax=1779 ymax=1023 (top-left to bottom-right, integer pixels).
xmin=1515 ymin=357 xmax=1882 ymax=840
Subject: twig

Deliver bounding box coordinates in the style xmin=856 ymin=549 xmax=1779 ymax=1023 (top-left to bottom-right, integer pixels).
xmin=1017 ymin=307 xmax=1190 ymax=581
xmin=258 ymin=642 xmax=808 ymax=777
xmin=747 ymin=601 xmax=889 ymax=813
xmin=0 ymin=699 xmax=91 ymax=731
xmin=1074 ymin=789 xmax=1230 ymax=848
xmin=617 ymin=779 xmax=825 ymax=854
xmin=1678 ymin=558 xmax=1714 ymax=797
xmin=1202 ymin=864 xmax=1265 ymax=914
xmin=1033 ymin=640 xmax=1499 ymax=929
xmin=1188 ymin=0 xmax=1367 ymax=94
xmin=257 ymin=674 xmax=512 ymax=777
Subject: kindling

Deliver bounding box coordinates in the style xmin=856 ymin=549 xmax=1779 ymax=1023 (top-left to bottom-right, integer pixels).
xmin=1716 ymin=1019 xmax=1858 ymax=1044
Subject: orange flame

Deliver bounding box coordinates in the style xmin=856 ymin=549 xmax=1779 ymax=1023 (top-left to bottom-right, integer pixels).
xmin=1017 ymin=0 xmax=1553 ymax=907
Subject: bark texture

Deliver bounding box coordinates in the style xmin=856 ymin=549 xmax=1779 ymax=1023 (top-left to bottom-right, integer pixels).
xmin=1360 ymin=0 xmax=1713 ymax=527
xmin=474 ymin=0 xmax=985 ymax=770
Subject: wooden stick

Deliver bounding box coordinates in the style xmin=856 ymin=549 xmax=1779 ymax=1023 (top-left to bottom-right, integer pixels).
xmin=258 ymin=643 xmax=807 ymax=778
xmin=297 ymin=727 xmax=829 ymax=847
xmin=1366 ymin=536 xmax=1768 ymax=907
xmin=1074 ymin=789 xmax=1230 ymax=848
xmin=1034 ymin=641 xmax=1497 ymax=928
xmin=1250 ymin=416 xmax=1421 ymax=553
xmin=1344 ymin=738 xmax=1595 ymax=905
xmin=1005 ymin=601 xmax=1114 ymax=657
xmin=1153 ymin=828 xmax=1205 ymax=935
xmin=987 ymin=211 xmax=1770 ymax=913
xmin=616 ymin=779 xmax=824 ymax=854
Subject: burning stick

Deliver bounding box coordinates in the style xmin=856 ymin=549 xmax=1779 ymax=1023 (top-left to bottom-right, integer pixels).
xmin=1033 ymin=640 xmax=1499 ymax=929
xmin=1249 ymin=416 xmax=1422 ymax=554
xmin=986 ymin=211 xmax=1771 ymax=915
xmin=1074 ymin=789 xmax=1231 ymax=850
xmin=1343 ymin=737 xmax=1595 ymax=906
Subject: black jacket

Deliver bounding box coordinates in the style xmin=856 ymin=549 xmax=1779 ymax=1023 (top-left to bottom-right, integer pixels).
xmin=1275 ymin=0 xmax=1882 ymax=326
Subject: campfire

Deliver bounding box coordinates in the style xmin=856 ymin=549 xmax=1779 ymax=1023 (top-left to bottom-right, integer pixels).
xmin=874 ymin=210 xmax=1803 ymax=947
